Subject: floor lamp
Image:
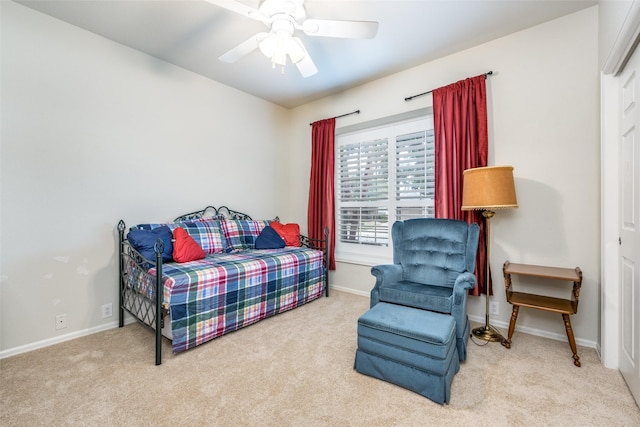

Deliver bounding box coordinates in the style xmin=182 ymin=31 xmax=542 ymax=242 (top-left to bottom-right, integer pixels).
xmin=461 ymin=166 xmax=518 ymax=342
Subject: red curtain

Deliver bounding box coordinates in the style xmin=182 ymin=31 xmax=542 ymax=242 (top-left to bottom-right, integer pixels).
xmin=308 ymin=118 xmax=336 ymax=270
xmin=433 ymin=75 xmax=489 ymax=296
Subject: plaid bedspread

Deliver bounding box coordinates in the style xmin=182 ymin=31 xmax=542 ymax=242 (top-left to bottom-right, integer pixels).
xmin=151 ymin=247 xmax=325 ymax=353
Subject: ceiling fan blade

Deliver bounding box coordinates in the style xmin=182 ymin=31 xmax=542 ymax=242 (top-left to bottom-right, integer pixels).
xmin=219 ymin=32 xmax=269 ymax=63
xmin=203 ymin=0 xmax=269 ymax=22
xmin=292 ymin=39 xmax=317 ymax=78
xmin=302 ymin=19 xmax=378 ymax=39
xmin=289 ymin=37 xmax=318 ymax=79
xmin=296 ymin=55 xmax=318 ymax=78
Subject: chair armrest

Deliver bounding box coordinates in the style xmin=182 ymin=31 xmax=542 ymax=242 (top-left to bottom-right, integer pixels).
xmin=371 ymin=264 xmax=403 ymax=287
xmin=453 ymin=272 xmax=477 ymax=304
xmin=451 ymin=272 xmax=477 ymax=339
xmin=370 ymin=264 xmax=402 ymax=308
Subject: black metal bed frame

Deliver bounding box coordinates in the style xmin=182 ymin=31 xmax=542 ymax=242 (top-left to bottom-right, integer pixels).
xmin=118 ymin=205 xmax=329 ymax=365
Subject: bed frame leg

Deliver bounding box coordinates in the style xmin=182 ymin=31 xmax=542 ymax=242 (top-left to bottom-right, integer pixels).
xmin=154 ymin=239 xmax=164 ymax=366
xmin=118 ymin=220 xmax=126 ymax=328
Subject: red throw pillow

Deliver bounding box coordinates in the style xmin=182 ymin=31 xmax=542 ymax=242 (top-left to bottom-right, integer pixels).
xmin=172 ymin=227 xmax=205 ymax=263
xmin=270 ymin=222 xmax=300 ymax=247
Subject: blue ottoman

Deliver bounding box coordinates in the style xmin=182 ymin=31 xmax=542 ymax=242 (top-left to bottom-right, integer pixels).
xmin=354 ymin=302 xmax=460 ymax=405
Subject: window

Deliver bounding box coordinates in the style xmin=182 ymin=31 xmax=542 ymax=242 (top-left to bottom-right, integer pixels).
xmin=335 ymin=116 xmax=434 ymax=263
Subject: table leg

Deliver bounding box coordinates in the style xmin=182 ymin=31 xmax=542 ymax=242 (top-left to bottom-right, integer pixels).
xmin=562 ymin=313 xmax=581 ymax=367
xmin=502 ymin=305 xmax=519 ymax=349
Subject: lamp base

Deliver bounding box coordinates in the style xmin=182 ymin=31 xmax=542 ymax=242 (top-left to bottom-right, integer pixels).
xmin=471 ymin=325 xmax=504 ymax=342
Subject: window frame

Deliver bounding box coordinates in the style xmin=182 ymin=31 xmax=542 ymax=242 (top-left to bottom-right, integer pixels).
xmin=334 ymin=115 xmax=435 ymax=265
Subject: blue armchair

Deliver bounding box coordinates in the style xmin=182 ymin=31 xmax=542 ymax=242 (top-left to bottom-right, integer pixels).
xmin=370 ymin=218 xmax=480 ymax=361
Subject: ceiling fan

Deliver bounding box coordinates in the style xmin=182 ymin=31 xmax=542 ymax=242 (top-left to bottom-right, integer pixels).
xmin=205 ymin=0 xmax=379 ymax=77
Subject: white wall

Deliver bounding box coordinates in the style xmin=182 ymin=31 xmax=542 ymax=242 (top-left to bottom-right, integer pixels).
xmin=289 ymin=7 xmax=600 ymax=347
xmin=0 ymin=2 xmax=289 ymax=354
xmin=1 ymin=3 xmax=601 ymax=356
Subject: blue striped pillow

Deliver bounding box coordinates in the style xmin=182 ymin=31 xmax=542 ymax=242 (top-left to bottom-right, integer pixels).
xmin=221 ymin=219 xmax=269 ymax=251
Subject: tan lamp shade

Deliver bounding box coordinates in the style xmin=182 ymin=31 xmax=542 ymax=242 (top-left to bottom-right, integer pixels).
xmin=461 ymin=166 xmax=518 ymax=210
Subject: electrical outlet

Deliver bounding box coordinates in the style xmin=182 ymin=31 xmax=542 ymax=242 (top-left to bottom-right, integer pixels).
xmin=490 ymin=300 xmax=499 ymax=316
xmin=102 ymin=303 xmax=113 ymax=318
xmin=55 ymin=314 xmax=67 ymax=330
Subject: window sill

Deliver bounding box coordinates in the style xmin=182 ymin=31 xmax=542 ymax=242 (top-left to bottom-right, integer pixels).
xmin=335 ymin=252 xmax=393 ymax=267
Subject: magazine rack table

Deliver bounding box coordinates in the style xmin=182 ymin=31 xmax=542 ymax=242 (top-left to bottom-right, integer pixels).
xmin=502 ymin=260 xmax=583 ymax=367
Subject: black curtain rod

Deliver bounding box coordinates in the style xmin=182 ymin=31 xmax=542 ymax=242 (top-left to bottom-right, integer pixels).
xmin=310 ymin=110 xmax=360 ymax=126
xmin=404 ymin=71 xmax=494 ymax=102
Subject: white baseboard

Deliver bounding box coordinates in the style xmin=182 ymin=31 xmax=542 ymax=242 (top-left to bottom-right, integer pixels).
xmin=0 ymin=319 xmax=134 ymax=360
xmin=467 ymin=314 xmax=597 ymax=349
xmin=330 ymin=284 xmax=370 ymax=298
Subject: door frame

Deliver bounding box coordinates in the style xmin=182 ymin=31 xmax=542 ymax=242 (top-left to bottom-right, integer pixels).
xmin=601 ymin=1 xmax=640 ymax=369
xmin=601 ymin=72 xmax=619 ymax=369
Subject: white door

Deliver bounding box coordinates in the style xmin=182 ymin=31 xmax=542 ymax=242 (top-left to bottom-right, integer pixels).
xmin=619 ymin=44 xmax=640 ymax=405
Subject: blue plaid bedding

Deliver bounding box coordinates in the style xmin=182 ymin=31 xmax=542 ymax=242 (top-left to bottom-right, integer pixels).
xmin=148 ymin=247 xmax=325 ymax=353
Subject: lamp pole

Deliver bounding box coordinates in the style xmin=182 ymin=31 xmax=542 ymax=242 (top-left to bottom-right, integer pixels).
xmin=471 ymin=209 xmax=504 ymax=342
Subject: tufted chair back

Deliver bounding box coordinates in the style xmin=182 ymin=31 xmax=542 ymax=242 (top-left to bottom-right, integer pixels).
xmin=392 ymin=218 xmax=479 ymax=288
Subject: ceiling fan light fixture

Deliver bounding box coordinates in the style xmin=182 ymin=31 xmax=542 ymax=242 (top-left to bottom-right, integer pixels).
xmin=259 ymin=31 xmax=292 ymax=66
xmin=258 ymin=33 xmax=277 ymax=58
xmin=272 ymin=49 xmax=287 ymax=67
xmin=258 ymin=27 xmax=307 ymax=69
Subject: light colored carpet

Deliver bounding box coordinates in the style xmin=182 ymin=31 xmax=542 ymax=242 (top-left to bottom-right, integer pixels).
xmin=1 ymin=290 xmax=638 ymax=426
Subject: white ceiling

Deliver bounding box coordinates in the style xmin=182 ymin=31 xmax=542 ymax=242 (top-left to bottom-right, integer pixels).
xmin=15 ymin=0 xmax=597 ymax=109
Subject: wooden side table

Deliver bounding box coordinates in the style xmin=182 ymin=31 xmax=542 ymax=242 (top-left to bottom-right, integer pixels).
xmin=502 ymin=260 xmax=583 ymax=367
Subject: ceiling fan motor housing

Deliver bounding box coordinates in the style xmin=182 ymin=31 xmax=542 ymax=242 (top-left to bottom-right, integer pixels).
xmin=260 ymin=0 xmax=306 ymax=23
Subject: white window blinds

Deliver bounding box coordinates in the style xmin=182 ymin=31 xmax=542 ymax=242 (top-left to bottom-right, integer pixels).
xmin=338 ymin=137 xmax=389 ymax=246
xmin=335 ymin=116 xmax=434 ymax=261
xmin=395 ymin=128 xmax=435 ymax=220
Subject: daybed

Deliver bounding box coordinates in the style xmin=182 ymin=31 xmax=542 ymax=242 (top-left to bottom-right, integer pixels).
xmin=118 ymin=205 xmax=329 ymax=365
